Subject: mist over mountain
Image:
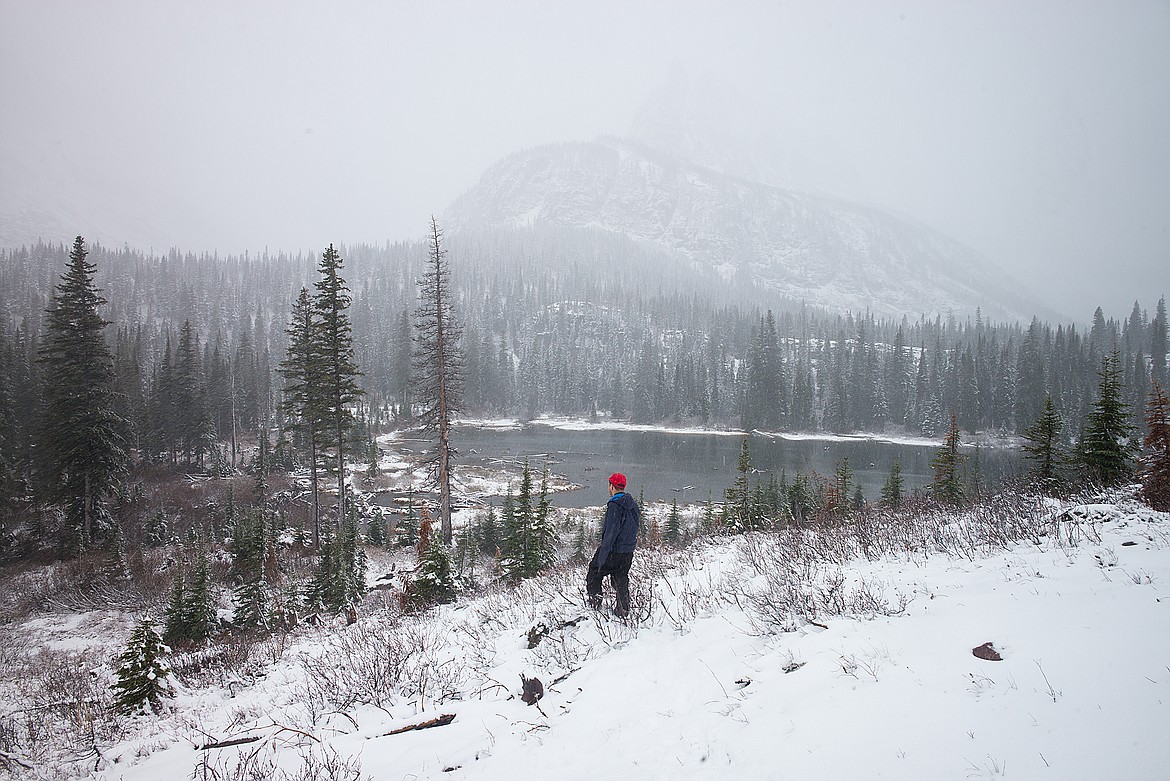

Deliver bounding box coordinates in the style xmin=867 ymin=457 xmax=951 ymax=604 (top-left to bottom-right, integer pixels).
xmin=445 ymin=136 xmax=1054 ymax=324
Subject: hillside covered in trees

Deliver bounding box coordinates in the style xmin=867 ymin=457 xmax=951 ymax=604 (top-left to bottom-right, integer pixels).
xmin=2 ymin=228 xmax=1164 ymax=447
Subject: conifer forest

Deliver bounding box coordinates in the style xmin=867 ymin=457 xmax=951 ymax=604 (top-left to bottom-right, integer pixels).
xmin=1 ymin=226 xmax=1167 ymax=563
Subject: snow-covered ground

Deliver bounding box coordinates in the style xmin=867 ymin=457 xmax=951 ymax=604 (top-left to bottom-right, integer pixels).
xmin=455 ymin=415 xmax=1018 ymax=450
xmin=6 ymin=493 xmax=1168 ymax=781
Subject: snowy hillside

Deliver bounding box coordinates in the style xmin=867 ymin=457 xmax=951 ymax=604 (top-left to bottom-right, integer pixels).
xmin=444 ymin=138 xmax=1052 ymax=323
xmin=6 ymin=492 xmax=1168 ymax=780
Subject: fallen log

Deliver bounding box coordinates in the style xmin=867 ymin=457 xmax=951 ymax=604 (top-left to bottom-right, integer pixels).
xmin=379 ymin=713 xmax=456 ymax=737
xmin=198 ymin=736 xmax=262 ymax=751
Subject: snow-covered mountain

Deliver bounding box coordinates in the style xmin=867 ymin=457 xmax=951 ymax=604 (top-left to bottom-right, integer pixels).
xmin=445 ymin=138 xmax=1052 ymax=323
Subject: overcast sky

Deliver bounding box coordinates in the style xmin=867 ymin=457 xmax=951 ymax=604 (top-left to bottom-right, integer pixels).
xmin=1 ymin=0 xmax=1167 ymax=321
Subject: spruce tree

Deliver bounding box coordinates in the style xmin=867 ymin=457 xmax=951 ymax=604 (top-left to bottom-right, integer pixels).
xmin=1022 ymin=394 xmax=1065 ymax=488
xmin=414 ymin=217 xmax=464 ymax=543
xmin=278 ymin=287 xmax=325 ymax=547
xmin=410 ymin=507 xmax=456 ymax=607
xmin=931 ymin=413 xmax=966 ymax=505
xmin=527 ymin=464 xmax=558 ymax=574
xmin=183 ymin=546 xmax=217 ymax=643
xmin=36 ymin=236 xmax=128 ymax=553
xmin=722 ymin=437 xmax=758 ymax=532
xmin=111 ymin=619 xmax=173 ymax=715
xmin=1139 ymin=381 xmax=1170 ymax=511
xmin=162 ymin=574 xmax=186 ymax=645
xmin=664 ymin=499 xmax=682 ymax=545
xmin=232 ymin=577 xmax=269 ymax=630
xmin=880 ymin=460 xmax=904 ymax=509
xmin=1077 ymin=351 xmax=1137 ymax=486
xmin=477 ymin=505 xmax=500 ymax=558
xmin=312 ymin=244 xmax=363 ymax=530
xmin=1151 ymin=297 xmax=1168 ymax=388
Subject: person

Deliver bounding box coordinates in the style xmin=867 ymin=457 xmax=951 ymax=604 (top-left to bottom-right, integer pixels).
xmin=586 ymin=472 xmax=640 ymax=617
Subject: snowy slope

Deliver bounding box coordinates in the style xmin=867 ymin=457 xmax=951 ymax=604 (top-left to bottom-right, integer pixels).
xmin=444 ymin=139 xmax=1053 ymax=323
xmin=9 ymin=494 xmax=1167 ymax=780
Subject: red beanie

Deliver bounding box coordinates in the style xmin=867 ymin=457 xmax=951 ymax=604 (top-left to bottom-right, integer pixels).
xmin=609 ymin=472 xmax=627 ymax=490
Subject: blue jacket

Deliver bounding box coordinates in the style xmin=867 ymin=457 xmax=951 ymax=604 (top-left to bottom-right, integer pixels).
xmin=596 ymin=491 xmax=640 ymax=563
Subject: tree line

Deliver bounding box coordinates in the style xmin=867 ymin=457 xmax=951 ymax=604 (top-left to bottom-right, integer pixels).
xmin=1 ymin=228 xmax=1167 ymax=556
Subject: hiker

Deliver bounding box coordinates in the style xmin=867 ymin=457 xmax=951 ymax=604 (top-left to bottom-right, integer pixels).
xmin=586 ymin=472 xmax=640 ymax=617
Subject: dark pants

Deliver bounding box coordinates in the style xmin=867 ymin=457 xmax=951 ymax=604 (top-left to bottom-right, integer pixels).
xmin=586 ymin=550 xmax=634 ymax=616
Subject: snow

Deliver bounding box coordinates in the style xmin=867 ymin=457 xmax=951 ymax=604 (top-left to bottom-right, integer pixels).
xmin=11 ymin=495 xmax=1169 ymax=780
xmin=454 ymin=415 xmax=1017 ymax=449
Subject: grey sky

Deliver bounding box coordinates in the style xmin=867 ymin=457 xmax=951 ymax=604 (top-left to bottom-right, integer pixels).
xmin=1 ymin=0 xmax=1167 ymax=321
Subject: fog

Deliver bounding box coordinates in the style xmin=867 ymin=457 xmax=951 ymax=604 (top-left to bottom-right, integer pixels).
xmin=1 ymin=0 xmax=1167 ymax=320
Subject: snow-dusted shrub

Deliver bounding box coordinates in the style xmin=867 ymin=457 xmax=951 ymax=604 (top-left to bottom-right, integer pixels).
xmin=297 ymin=618 xmax=468 ymax=716
xmin=736 ymin=532 xmax=910 ymax=631
xmin=195 ymin=743 xmax=367 ymax=781
xmin=0 ymin=645 xmax=122 ymax=775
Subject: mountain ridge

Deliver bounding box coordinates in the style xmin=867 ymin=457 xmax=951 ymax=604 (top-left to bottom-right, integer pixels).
xmin=444 ymin=137 xmax=1059 ymax=324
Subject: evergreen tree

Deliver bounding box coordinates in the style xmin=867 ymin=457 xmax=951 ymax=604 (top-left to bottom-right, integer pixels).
xmin=880 ymin=459 xmax=904 ymax=509
xmin=1076 ymin=351 xmax=1137 ymax=486
xmin=313 ymin=244 xmax=363 ymax=529
xmin=789 ymin=472 xmax=815 ymax=522
xmin=500 ymin=459 xmax=557 ymax=579
xmin=1139 ymin=381 xmax=1170 ymax=511
xmin=414 ymin=217 xmax=463 ymax=543
xmin=831 ymin=457 xmax=853 ymax=516
xmin=397 ymin=488 xmax=420 ymax=547
xmin=664 ymin=499 xmax=682 ymax=545
xmin=232 ymin=577 xmax=269 ymax=630
xmin=722 ymin=437 xmax=759 ymax=532
xmin=36 ymin=236 xmax=128 ymax=552
xmin=698 ymin=493 xmax=715 ymax=534
xmin=111 ymin=619 xmax=173 ymax=715
xmin=1022 ymin=394 xmax=1065 ymax=487
xmin=1151 ymin=297 xmax=1168 ymax=389
xmin=278 ymin=287 xmax=325 ymax=547
xmin=571 ymin=518 xmax=588 ymax=562
xmin=162 ymin=574 xmax=187 ymax=645
xmin=183 ymin=546 xmax=217 ymax=643
xmin=528 ymin=464 xmax=559 ymax=573
xmin=477 ymin=505 xmax=500 ymax=558
xmin=931 ymin=413 xmax=965 ymax=505
xmin=410 ymin=507 xmax=456 ymax=606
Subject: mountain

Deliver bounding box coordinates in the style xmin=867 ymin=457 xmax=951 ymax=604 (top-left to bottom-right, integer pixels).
xmin=444 ymin=137 xmax=1054 ymax=323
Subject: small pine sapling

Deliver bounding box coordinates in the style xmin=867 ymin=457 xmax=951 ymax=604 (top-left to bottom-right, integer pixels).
xmin=111 ymin=619 xmax=173 ymax=715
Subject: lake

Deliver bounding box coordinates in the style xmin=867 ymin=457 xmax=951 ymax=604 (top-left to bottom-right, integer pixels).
xmin=437 ymin=422 xmax=1021 ymax=508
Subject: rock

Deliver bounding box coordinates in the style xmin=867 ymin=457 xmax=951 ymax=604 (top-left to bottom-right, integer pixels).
xmin=972 ymin=642 xmax=1002 ymax=661
xmin=520 ymin=674 xmax=544 ymax=705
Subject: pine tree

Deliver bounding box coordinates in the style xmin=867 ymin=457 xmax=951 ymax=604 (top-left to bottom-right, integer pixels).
xmin=931 ymin=413 xmax=965 ymax=505
xmin=232 ymin=577 xmax=269 ymax=630
xmin=414 ymin=217 xmax=463 ymax=543
xmin=410 ymin=507 xmax=456 ymax=607
xmin=527 ymin=464 xmax=559 ymax=574
xmin=183 ymin=547 xmax=217 ymax=643
xmin=162 ymin=574 xmax=186 ymax=645
xmin=831 ymin=457 xmax=853 ymax=516
xmin=880 ymin=459 xmax=904 ymax=509
xmin=313 ymin=244 xmax=363 ymax=530
xmin=278 ymin=287 xmax=325 ymax=547
xmin=1077 ymin=350 xmax=1137 ymax=486
xmin=722 ymin=437 xmax=758 ymax=532
xmin=36 ymin=236 xmax=128 ymax=553
xmin=664 ymin=499 xmax=682 ymax=545
xmin=1139 ymin=381 xmax=1170 ymax=511
xmin=111 ymin=619 xmax=173 ymax=715
xmin=1022 ymin=394 xmax=1065 ymax=488
xmin=1151 ymin=297 xmax=1167 ymax=389
xmin=477 ymin=505 xmax=500 ymax=557
xmin=397 ymin=488 xmax=420 ymax=548
xmin=701 ymin=493 xmax=718 ymax=535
